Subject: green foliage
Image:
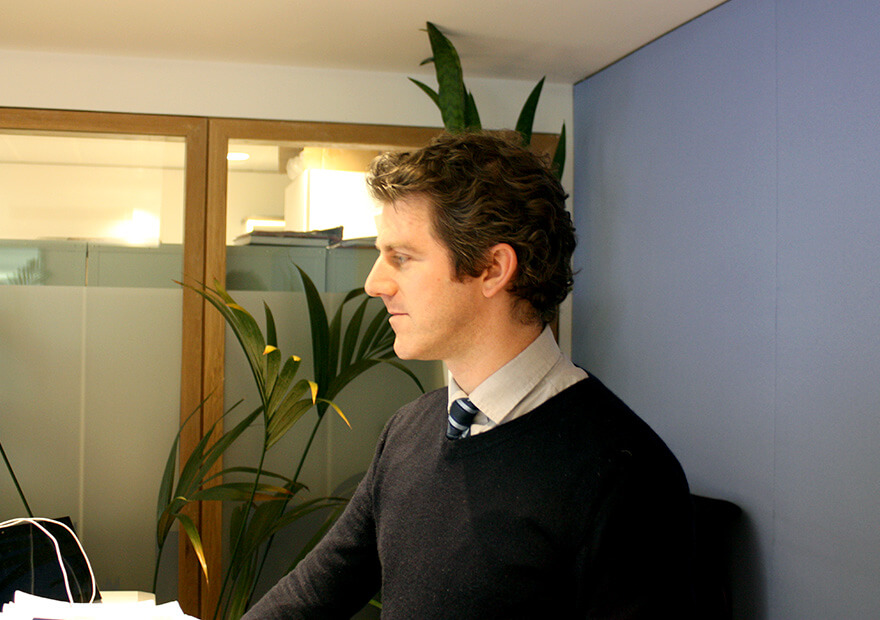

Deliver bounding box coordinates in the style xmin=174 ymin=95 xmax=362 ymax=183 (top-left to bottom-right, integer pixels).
xmin=154 ymin=267 xmax=423 ymax=619
xmin=411 ymin=21 xmax=566 ymax=179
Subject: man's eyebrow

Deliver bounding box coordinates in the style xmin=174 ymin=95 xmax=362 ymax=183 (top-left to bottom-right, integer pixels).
xmin=376 ymin=240 xmax=418 ymax=253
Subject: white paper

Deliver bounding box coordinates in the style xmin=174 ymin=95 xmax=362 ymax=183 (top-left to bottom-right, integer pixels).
xmin=0 ymin=591 xmax=199 ymax=620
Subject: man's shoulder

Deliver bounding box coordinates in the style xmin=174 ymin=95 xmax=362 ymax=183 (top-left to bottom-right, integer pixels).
xmin=398 ymin=386 xmax=447 ymax=414
xmin=380 ymin=387 xmax=447 ymax=440
xmin=534 ymin=375 xmax=683 ymax=464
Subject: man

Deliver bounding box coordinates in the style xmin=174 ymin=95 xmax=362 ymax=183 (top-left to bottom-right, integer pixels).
xmin=244 ymin=132 xmax=696 ymax=619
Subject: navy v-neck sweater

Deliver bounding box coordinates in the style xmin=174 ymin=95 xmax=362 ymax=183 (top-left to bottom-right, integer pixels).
xmin=244 ymin=375 xmax=696 ymax=619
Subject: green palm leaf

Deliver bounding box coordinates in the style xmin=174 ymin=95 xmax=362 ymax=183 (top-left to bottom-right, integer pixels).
xmin=295 ymin=265 xmax=330 ymax=394
xmin=174 ymin=512 xmax=208 ymax=581
xmin=339 ymin=294 xmax=370 ymax=369
xmin=266 ymin=395 xmax=316 ymax=449
xmin=265 ymin=355 xmax=303 ymax=414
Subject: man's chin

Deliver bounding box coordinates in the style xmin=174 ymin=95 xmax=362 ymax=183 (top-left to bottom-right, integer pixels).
xmin=392 ymin=339 xmax=429 ymax=362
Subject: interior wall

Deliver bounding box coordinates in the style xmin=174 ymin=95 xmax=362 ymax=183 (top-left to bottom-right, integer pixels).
xmin=0 ymin=48 xmax=572 ymax=142
xmin=571 ymin=0 xmax=880 ymax=618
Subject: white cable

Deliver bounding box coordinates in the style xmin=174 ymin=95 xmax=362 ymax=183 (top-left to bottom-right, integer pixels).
xmin=0 ymin=517 xmax=97 ymax=605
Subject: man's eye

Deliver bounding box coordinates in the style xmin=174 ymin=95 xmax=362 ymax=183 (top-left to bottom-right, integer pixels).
xmin=392 ymin=254 xmax=409 ymax=265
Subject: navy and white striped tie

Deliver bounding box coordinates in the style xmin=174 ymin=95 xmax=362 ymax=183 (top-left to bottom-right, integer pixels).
xmin=446 ymin=398 xmax=479 ymax=440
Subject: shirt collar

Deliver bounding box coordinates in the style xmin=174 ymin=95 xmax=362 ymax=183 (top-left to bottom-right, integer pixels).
xmin=447 ymin=325 xmax=562 ymax=424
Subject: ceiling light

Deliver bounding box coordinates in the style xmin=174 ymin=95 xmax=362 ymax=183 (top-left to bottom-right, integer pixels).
xmin=227 ymin=152 xmax=250 ymax=161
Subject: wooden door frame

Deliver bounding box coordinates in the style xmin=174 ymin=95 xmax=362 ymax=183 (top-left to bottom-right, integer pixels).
xmin=0 ymin=106 xmax=210 ymax=612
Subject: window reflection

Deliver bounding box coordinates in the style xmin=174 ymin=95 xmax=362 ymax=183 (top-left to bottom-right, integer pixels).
xmin=0 ymin=131 xmax=185 ymax=286
xmin=225 ymin=142 xmax=380 ymax=245
xmin=0 ymin=131 xmax=185 ymax=244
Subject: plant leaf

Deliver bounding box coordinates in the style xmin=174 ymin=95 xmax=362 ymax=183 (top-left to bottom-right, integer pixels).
xmin=186 ymin=482 xmax=296 ymax=503
xmin=266 ymin=398 xmax=315 ymax=449
xmin=340 ymin=294 xmax=370 ymax=370
xmin=409 ymin=78 xmax=440 ymax=108
xmin=266 ymin=355 xmax=302 ymax=414
xmin=465 ymin=91 xmax=482 ymax=131
xmin=175 ymin=512 xmax=209 ymax=581
xmin=515 ymin=76 xmax=545 ymax=147
xmin=356 ymin=304 xmax=393 ymax=361
xmin=318 ymin=398 xmax=351 ymax=429
xmin=551 ymin=122 xmax=567 ymax=180
xmin=262 ymin=345 xmax=281 ymax=404
xmin=377 ymin=358 xmax=426 ymax=394
xmin=156 ymin=395 xmax=207 ymax=544
xmin=326 ymin=288 xmax=362 ymax=386
xmin=202 ymin=466 xmax=300 ymax=490
xmin=182 ymin=281 xmax=268 ymax=396
xmin=295 ymin=265 xmax=330 ymax=391
xmin=196 ymin=406 xmax=263 ymax=485
xmin=325 ymin=359 xmax=380 ymax=402
xmin=264 ymin=301 xmax=278 ymax=348
xmin=426 ymin=22 xmax=467 ymax=132
xmin=260 ymin=497 xmax=349 ymax=545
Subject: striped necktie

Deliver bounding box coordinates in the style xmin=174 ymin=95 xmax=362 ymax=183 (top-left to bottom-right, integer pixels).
xmin=446 ymin=398 xmax=479 ymax=440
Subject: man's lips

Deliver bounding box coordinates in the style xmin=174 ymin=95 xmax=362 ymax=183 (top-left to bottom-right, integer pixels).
xmin=387 ymin=312 xmax=407 ymax=326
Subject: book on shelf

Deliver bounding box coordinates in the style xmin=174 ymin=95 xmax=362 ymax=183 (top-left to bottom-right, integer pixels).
xmin=233 ymin=226 xmax=344 ymax=247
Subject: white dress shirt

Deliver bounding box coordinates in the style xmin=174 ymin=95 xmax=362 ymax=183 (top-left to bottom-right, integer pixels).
xmin=447 ymin=325 xmax=588 ymax=436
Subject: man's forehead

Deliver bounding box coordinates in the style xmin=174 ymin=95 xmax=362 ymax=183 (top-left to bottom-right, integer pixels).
xmin=375 ymin=196 xmax=433 ymax=234
xmin=377 ymin=193 xmax=433 ymax=216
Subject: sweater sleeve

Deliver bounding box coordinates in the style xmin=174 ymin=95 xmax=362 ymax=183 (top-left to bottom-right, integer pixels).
xmin=242 ymin=438 xmax=384 ymax=619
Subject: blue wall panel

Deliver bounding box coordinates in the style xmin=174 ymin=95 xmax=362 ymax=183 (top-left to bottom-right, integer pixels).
xmin=572 ymin=0 xmax=880 ymax=617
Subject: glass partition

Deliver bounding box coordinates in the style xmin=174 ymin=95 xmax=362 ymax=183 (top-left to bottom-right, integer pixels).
xmin=0 ymin=130 xmax=187 ymax=287
xmin=0 ymin=110 xmax=207 ymax=605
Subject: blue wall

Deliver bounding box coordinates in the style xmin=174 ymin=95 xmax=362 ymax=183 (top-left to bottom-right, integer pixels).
xmin=572 ymin=1 xmax=880 ymax=618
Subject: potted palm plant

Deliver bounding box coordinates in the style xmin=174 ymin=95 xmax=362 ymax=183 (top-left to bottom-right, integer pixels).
xmin=154 ymin=266 xmax=423 ymax=619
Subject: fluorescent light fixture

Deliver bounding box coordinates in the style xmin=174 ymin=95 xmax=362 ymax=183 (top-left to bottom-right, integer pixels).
xmin=227 ymin=152 xmax=250 ymax=162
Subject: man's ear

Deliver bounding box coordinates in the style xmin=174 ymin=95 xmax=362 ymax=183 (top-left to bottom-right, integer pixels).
xmin=481 ymin=243 xmax=518 ymax=299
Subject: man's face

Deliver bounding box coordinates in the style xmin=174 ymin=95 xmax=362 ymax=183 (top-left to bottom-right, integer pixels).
xmin=364 ymin=195 xmax=484 ymax=364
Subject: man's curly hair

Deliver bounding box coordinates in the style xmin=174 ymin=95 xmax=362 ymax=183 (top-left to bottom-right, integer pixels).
xmin=366 ymin=131 xmax=575 ymax=325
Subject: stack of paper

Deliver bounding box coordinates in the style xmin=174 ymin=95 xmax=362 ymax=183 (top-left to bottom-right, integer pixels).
xmin=0 ymin=591 xmax=199 ymax=620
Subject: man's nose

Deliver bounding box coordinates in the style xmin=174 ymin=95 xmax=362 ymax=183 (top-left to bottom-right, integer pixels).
xmin=364 ymin=256 xmax=390 ymax=298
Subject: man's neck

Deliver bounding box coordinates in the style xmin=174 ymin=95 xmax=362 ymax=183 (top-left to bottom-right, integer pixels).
xmin=446 ymin=321 xmax=543 ymax=394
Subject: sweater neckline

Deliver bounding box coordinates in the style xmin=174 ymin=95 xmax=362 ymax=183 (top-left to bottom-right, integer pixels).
xmin=441 ymin=375 xmax=594 ymax=455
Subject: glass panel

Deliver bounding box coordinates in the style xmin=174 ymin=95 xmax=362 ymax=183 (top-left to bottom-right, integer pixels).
xmin=225 ymin=141 xmax=382 ymax=292
xmin=0 ymin=124 xmax=187 ymax=597
xmin=0 ymin=130 xmax=185 ymax=287
xmin=225 ymin=142 xmax=378 ymax=243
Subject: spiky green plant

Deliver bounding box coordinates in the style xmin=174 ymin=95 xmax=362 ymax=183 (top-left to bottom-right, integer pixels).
xmin=410 ymin=21 xmax=566 ymax=179
xmin=154 ymin=266 xmax=423 ymax=619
